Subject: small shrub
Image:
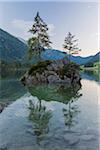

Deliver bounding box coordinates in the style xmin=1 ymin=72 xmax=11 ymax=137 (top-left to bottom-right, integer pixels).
xmin=58 ymin=62 xmax=79 ymax=78
xmin=28 ymin=60 xmax=52 ymax=75
xmin=84 ymin=63 xmax=94 ymax=67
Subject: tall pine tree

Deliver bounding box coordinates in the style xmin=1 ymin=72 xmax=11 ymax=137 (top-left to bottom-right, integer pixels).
xmin=28 ymin=12 xmax=52 ymax=60
xmin=63 ymin=32 xmax=81 ymax=62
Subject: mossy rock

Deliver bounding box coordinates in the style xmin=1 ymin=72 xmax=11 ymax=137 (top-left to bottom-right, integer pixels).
xmin=28 ymin=60 xmax=52 ymax=75
xmin=58 ymin=62 xmax=80 ymax=77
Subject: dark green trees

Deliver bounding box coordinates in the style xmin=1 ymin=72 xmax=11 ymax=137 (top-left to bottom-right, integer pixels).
xmin=63 ymin=32 xmax=81 ymax=62
xmin=28 ymin=12 xmax=52 ymax=59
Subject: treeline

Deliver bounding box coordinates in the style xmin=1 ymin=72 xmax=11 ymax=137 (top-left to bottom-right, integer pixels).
xmin=84 ymin=61 xmax=100 ymax=68
xmin=0 ymin=60 xmax=30 ymax=69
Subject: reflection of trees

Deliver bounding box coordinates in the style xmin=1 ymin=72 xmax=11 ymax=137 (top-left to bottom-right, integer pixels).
xmin=28 ymin=83 xmax=82 ymax=105
xmin=83 ymin=70 xmax=99 ymax=82
xmin=63 ymin=103 xmax=80 ymax=129
xmin=28 ymin=83 xmax=82 ymax=134
xmin=28 ymin=100 xmax=52 ymax=142
xmin=60 ymin=85 xmax=82 ymax=129
xmin=57 ymin=84 xmax=82 ymax=104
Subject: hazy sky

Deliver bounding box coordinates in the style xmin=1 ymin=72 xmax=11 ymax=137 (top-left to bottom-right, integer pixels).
xmin=0 ymin=1 xmax=99 ymax=56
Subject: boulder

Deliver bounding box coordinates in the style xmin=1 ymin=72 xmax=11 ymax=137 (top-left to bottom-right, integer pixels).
xmin=0 ymin=104 xmax=3 ymax=113
xmin=47 ymin=65 xmax=53 ymax=71
xmin=25 ymin=76 xmax=38 ymax=85
xmin=47 ymin=75 xmax=61 ymax=83
xmin=0 ymin=103 xmax=7 ymax=113
xmin=21 ymin=59 xmax=81 ymax=86
xmin=40 ymin=74 xmax=47 ymax=82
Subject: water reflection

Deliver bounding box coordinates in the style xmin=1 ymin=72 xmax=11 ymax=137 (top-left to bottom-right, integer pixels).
xmin=63 ymin=103 xmax=80 ymax=129
xmin=58 ymin=85 xmax=82 ymax=129
xmin=81 ymin=70 xmax=99 ymax=83
xmin=28 ymin=99 xmax=52 ymax=143
xmin=0 ymin=80 xmax=27 ymax=103
xmin=28 ymin=83 xmax=82 ymax=104
xmin=28 ymin=83 xmax=82 ymax=142
xmin=0 ymin=69 xmax=27 ymax=103
xmin=1 ymin=68 xmax=26 ymax=80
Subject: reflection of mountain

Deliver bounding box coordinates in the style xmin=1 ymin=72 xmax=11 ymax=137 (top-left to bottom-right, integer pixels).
xmin=0 ymin=79 xmax=26 ymax=103
xmin=81 ymin=71 xmax=99 ymax=83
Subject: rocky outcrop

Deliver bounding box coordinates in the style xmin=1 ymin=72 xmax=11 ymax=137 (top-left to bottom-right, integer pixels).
xmin=0 ymin=102 xmax=8 ymax=113
xmin=21 ymin=58 xmax=81 ymax=86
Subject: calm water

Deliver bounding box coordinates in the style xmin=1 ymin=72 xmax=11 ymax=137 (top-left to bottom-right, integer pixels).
xmin=0 ymin=70 xmax=99 ymax=150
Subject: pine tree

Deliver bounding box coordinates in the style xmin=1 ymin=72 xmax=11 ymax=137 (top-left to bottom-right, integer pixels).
xmin=63 ymin=32 xmax=81 ymax=62
xmin=28 ymin=12 xmax=52 ymax=60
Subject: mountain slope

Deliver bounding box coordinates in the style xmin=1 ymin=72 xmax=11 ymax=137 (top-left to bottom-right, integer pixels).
xmin=83 ymin=52 xmax=100 ymax=67
xmin=42 ymin=49 xmax=68 ymax=60
xmin=0 ymin=28 xmax=28 ymax=61
xmin=70 ymin=55 xmax=94 ymax=65
xmin=86 ymin=52 xmax=99 ymax=63
xmin=0 ymin=28 xmax=99 ymax=65
xmin=41 ymin=49 xmax=96 ymax=65
xmin=18 ymin=37 xmax=27 ymax=45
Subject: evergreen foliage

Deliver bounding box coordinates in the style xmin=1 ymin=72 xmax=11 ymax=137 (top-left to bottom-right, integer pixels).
xmin=28 ymin=12 xmax=52 ymax=59
xmin=28 ymin=60 xmax=52 ymax=75
xmin=63 ymin=32 xmax=81 ymax=61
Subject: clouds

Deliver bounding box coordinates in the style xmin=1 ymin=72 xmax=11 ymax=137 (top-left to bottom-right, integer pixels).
xmin=11 ymin=19 xmax=55 ymax=40
xmin=11 ymin=19 xmax=32 ymax=30
xmin=11 ymin=19 xmax=33 ymax=40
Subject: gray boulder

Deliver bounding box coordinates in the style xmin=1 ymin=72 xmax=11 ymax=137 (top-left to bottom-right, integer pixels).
xmin=47 ymin=75 xmax=61 ymax=83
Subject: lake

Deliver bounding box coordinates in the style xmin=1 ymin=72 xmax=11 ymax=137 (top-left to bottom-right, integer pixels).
xmin=0 ymin=70 xmax=99 ymax=150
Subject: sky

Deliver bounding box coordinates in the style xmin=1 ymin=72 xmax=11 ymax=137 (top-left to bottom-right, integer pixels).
xmin=0 ymin=1 xmax=100 ymax=56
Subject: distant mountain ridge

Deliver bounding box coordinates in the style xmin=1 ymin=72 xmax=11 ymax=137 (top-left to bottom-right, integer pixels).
xmin=0 ymin=28 xmax=99 ymax=65
xmin=41 ymin=49 xmax=99 ymax=65
xmin=86 ymin=52 xmax=99 ymax=63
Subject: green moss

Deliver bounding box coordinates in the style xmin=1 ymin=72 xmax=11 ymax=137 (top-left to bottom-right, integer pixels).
xmin=58 ymin=62 xmax=79 ymax=78
xmin=28 ymin=60 xmax=52 ymax=75
xmin=28 ymin=61 xmax=79 ymax=78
